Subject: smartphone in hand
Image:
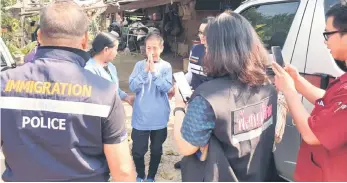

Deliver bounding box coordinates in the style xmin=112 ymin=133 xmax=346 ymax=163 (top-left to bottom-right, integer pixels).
xmin=271 ymin=46 xmax=285 ymax=67
xmin=173 ymin=72 xmax=193 ymax=103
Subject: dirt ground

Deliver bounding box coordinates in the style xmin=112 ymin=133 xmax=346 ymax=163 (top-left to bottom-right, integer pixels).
xmin=113 ymin=52 xmax=185 ymax=182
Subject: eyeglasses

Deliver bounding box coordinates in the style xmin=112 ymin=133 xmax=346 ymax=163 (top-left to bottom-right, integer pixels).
xmin=323 ymin=30 xmax=347 ymax=41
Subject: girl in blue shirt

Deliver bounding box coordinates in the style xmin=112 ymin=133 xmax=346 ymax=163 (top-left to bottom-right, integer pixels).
xmin=85 ymin=31 xmax=134 ymax=105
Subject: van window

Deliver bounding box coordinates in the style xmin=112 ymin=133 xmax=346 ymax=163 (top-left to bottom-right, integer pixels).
xmin=241 ymin=2 xmax=299 ymax=51
xmin=324 ymin=0 xmax=340 ymax=15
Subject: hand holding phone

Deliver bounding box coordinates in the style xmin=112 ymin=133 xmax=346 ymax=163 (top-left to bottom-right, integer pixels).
xmin=173 ymin=72 xmax=193 ymax=103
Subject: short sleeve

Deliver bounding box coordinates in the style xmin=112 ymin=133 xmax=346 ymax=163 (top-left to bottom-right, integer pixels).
xmin=84 ymin=64 xmax=98 ymax=75
xmin=308 ymin=93 xmax=347 ymax=151
xmin=181 ymin=96 xmax=215 ymax=147
xmin=102 ymin=93 xmax=128 ymax=144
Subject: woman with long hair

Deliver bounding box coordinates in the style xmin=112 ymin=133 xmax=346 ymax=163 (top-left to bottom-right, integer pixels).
xmin=173 ymin=11 xmax=278 ymax=181
xmin=85 ymin=31 xmax=134 ymax=105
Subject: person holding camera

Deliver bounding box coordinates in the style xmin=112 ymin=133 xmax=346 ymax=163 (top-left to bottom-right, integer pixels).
xmin=272 ymin=4 xmax=347 ymax=181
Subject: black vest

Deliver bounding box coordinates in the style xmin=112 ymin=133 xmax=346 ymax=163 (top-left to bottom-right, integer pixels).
xmin=181 ymin=77 xmax=278 ymax=181
xmin=1 ymin=47 xmax=120 ymax=181
xmin=188 ymin=44 xmax=209 ymax=89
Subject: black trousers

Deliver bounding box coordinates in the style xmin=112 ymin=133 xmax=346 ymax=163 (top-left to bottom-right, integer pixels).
xmin=131 ymin=128 xmax=167 ymax=179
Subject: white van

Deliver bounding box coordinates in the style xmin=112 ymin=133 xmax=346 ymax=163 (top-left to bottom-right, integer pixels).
xmin=0 ymin=38 xmax=16 ymax=71
xmin=234 ymin=0 xmax=344 ymax=181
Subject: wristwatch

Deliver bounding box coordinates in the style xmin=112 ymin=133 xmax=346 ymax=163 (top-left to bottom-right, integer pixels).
xmin=173 ymin=107 xmax=186 ymax=116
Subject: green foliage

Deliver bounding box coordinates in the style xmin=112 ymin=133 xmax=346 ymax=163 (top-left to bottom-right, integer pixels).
xmin=255 ymin=24 xmax=266 ymax=40
xmin=1 ymin=0 xmax=17 ymax=7
xmin=1 ymin=0 xmax=21 ymax=52
xmin=242 ymin=7 xmax=296 ymax=49
xmin=1 ymin=0 xmax=40 ymax=56
xmin=1 ymin=0 xmax=19 ymax=32
xmin=7 ymin=41 xmax=38 ymax=56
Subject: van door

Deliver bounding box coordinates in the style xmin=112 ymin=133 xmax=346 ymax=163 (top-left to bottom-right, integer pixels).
xmin=235 ymin=0 xmax=305 ymax=181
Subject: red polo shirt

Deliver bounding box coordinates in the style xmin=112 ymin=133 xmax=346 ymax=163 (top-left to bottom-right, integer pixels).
xmin=294 ymin=72 xmax=347 ymax=182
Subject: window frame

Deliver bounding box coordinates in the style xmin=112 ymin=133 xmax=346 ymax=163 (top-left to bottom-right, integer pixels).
xmin=1 ymin=52 xmax=7 ymax=67
xmin=239 ymin=1 xmax=300 ymax=51
xmin=0 ymin=38 xmax=15 ymax=69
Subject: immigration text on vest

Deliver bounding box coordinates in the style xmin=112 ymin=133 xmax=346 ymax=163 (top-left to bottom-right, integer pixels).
xmin=5 ymin=80 xmax=92 ymax=97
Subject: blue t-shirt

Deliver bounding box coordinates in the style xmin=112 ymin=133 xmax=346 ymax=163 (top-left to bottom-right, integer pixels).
xmin=129 ymin=59 xmax=173 ymax=130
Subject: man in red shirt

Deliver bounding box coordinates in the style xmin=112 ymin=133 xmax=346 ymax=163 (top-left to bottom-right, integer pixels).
xmin=272 ymin=4 xmax=347 ymax=182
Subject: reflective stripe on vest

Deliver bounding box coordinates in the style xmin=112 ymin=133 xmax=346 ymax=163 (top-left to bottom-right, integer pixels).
xmin=188 ymin=62 xmax=206 ymax=76
xmin=0 ymin=97 xmax=111 ymax=118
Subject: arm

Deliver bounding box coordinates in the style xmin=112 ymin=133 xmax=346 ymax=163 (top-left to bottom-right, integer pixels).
xmin=119 ymin=88 xmax=135 ymax=106
xmin=273 ymin=63 xmax=321 ymax=145
xmin=112 ymin=65 xmax=129 ymax=100
xmin=283 ymin=89 xmax=320 ymax=145
xmin=284 ymin=88 xmax=347 ymax=149
xmin=295 ymin=75 xmax=326 ymax=104
xmin=102 ymin=94 xmax=136 ymax=181
xmin=118 ymin=87 xmax=128 ymax=100
xmin=152 ymin=64 xmax=173 ymax=93
xmin=174 ymin=95 xmax=215 ymax=156
xmin=307 ymin=92 xmax=347 ymax=150
xmin=129 ymin=62 xmax=149 ymax=93
xmin=104 ymin=141 xmax=136 ymax=182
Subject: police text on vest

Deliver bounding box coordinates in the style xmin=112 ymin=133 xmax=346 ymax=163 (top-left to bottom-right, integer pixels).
xmin=22 ymin=116 xmax=66 ymax=130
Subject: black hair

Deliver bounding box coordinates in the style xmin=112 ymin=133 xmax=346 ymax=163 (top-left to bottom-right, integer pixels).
xmin=326 ymin=4 xmax=347 ymax=31
xmin=144 ymin=32 xmax=164 ymax=45
xmin=89 ymin=32 xmax=119 ymax=57
xmin=201 ymin=16 xmax=215 ymax=24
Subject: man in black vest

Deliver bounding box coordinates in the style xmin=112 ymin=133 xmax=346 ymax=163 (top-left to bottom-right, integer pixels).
xmin=1 ymin=1 xmax=135 ymax=181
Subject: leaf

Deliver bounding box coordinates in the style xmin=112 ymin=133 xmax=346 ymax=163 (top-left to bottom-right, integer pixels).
xmin=5 ymin=41 xmax=38 ymax=56
xmin=255 ymin=24 xmax=266 ymax=29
